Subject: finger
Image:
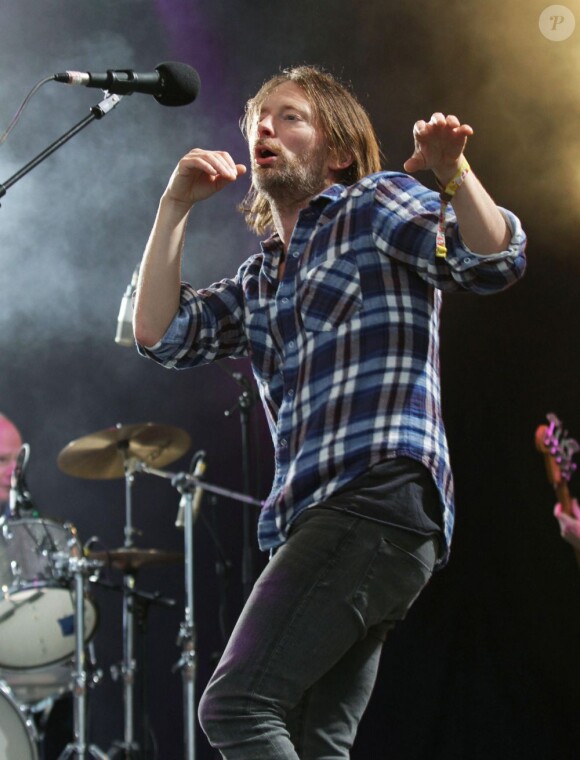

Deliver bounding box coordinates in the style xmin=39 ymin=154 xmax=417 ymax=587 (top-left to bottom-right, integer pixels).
xmin=180 ymin=152 xmax=237 ymax=180
xmin=454 ymin=123 xmax=474 ymax=137
xmin=215 ymin=150 xmax=242 ymax=178
xmin=429 ymin=112 xmax=446 ymax=126
xmin=557 ymin=513 xmax=575 ymax=532
xmin=204 ymin=151 xmax=239 ymax=179
xmin=412 ymin=119 xmax=427 ymax=136
xmin=178 ymin=155 xmax=221 ymax=178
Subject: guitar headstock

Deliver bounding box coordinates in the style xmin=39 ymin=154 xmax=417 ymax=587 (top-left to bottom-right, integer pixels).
xmin=535 ymin=413 xmax=579 ymax=489
xmin=536 ymin=414 xmax=580 ymax=564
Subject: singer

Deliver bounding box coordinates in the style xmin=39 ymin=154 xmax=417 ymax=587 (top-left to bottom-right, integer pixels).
xmin=133 ymin=65 xmax=527 ymax=758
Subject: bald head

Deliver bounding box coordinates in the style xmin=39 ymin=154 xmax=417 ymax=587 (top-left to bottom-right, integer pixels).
xmin=0 ymin=414 xmax=23 ymax=503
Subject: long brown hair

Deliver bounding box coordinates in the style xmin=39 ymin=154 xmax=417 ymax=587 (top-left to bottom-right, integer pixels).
xmin=239 ymin=65 xmax=383 ymax=236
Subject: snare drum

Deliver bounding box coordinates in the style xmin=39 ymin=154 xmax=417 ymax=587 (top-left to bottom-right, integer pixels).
xmin=0 ymin=518 xmax=98 ymax=669
xmin=0 ymin=681 xmax=38 ymax=759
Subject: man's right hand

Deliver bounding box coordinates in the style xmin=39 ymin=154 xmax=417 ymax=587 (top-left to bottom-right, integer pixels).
xmin=554 ymin=499 xmax=580 ymax=550
xmin=164 ymin=148 xmax=247 ymax=207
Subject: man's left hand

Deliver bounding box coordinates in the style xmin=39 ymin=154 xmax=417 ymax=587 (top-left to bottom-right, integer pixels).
xmin=403 ymin=113 xmax=473 ymax=186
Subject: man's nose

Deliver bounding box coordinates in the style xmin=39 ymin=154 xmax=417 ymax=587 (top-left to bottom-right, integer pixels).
xmin=257 ymin=115 xmax=275 ymax=137
xmin=1 ymin=463 xmax=15 ymax=481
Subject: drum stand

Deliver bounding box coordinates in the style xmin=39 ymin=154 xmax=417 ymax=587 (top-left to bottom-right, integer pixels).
xmin=56 ymin=553 xmax=107 ymax=760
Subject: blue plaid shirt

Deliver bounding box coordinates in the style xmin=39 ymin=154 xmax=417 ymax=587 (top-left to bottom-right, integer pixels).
xmin=139 ymin=171 xmax=527 ymax=564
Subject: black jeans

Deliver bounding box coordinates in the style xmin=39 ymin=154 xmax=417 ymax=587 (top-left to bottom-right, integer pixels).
xmin=199 ymin=508 xmax=438 ymax=759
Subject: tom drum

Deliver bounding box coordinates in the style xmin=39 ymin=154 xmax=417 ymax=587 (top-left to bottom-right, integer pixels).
xmin=0 ymin=518 xmax=98 ymax=669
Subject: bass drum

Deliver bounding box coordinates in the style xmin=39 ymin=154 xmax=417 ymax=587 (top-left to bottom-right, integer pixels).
xmin=0 ymin=681 xmax=38 ymax=760
xmin=0 ymin=518 xmax=98 ymax=669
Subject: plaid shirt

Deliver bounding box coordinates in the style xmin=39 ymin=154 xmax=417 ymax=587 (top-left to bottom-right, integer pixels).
xmin=140 ymin=171 xmax=527 ymax=564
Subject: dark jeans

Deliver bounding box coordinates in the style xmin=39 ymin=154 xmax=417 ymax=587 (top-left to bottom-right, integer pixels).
xmin=198 ymin=507 xmax=438 ymax=759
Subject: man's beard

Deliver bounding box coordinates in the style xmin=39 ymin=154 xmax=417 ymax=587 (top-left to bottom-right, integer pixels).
xmin=252 ymin=147 xmax=329 ymax=205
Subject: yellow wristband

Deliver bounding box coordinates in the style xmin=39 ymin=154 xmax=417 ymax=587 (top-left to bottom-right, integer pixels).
xmin=439 ymin=157 xmax=471 ymax=200
xmin=435 ymin=158 xmax=471 ymax=258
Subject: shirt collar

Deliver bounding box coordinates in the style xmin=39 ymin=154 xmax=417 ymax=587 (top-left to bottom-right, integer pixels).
xmin=260 ymin=184 xmax=347 ymax=252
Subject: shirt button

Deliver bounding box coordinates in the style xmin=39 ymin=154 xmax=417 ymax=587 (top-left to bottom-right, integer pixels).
xmin=288 ymin=341 xmax=295 ymax=348
xmin=287 ymin=389 xmax=295 ymax=397
xmin=463 ymin=256 xmax=472 ymax=264
xmin=282 ymin=297 xmax=289 ymax=304
xmin=280 ymin=438 xmax=288 ymax=448
xmin=292 ymin=251 xmax=299 ymax=258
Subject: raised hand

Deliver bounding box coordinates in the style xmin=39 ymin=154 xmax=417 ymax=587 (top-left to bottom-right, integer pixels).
xmin=164 ymin=148 xmax=247 ymax=207
xmin=403 ymin=113 xmax=473 ymax=186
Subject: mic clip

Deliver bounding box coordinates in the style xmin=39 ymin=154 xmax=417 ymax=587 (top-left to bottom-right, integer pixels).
xmin=90 ymin=92 xmax=123 ymax=119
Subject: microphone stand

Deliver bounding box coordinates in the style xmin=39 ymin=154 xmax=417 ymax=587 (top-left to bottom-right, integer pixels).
xmin=0 ymin=91 xmax=123 ymax=201
xmin=223 ymin=370 xmax=259 ymax=603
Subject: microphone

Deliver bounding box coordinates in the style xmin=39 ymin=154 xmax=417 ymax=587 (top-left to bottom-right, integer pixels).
xmin=115 ymin=264 xmax=140 ymax=347
xmin=175 ymin=451 xmax=207 ymax=528
xmin=9 ymin=443 xmax=34 ymax=517
xmin=53 ymin=62 xmax=201 ymax=107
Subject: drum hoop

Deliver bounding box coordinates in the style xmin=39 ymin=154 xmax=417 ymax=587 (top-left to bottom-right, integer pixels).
xmin=0 ymin=680 xmax=39 ymax=758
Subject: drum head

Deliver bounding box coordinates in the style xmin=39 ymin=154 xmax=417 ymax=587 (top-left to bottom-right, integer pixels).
xmin=0 ymin=682 xmax=38 ymax=759
xmin=0 ymin=518 xmax=98 ymax=669
xmin=0 ymin=589 xmax=98 ymax=669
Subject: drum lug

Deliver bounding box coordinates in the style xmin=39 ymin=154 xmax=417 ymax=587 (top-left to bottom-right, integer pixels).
xmin=10 ymin=559 xmax=21 ymax=584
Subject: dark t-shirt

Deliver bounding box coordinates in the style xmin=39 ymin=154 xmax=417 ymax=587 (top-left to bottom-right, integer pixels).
xmin=313 ymin=456 xmax=444 ymax=538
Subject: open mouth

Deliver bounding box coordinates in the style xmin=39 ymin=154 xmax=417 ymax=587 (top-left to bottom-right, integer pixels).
xmin=255 ymin=145 xmax=279 ymax=166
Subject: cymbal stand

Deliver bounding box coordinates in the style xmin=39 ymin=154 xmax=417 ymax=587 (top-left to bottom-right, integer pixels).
xmin=109 ymin=448 xmax=142 ymax=758
xmin=56 ymin=553 xmax=106 ymax=760
xmin=137 ymin=462 xmax=263 ymax=760
xmin=173 ymin=471 xmax=198 ymax=760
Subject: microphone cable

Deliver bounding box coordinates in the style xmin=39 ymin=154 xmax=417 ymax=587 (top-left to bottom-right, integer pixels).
xmin=0 ymin=75 xmax=56 ymax=146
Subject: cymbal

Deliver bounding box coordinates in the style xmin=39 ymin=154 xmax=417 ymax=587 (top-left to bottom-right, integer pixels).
xmin=87 ymin=547 xmax=183 ymax=572
xmin=57 ymin=422 xmax=191 ymax=479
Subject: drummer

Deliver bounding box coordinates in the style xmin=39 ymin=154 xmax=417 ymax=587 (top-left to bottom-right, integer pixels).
xmin=0 ymin=412 xmax=23 ymax=516
xmin=0 ymin=412 xmax=73 ymax=758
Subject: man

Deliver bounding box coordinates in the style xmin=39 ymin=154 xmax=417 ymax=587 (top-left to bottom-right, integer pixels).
xmin=0 ymin=412 xmax=23 ymax=514
xmin=0 ymin=412 xmax=73 ymax=758
xmin=134 ymin=66 xmax=527 ymax=758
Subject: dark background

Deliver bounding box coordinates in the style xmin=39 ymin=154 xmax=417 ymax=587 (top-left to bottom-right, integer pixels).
xmin=1 ymin=1 xmax=580 ymax=757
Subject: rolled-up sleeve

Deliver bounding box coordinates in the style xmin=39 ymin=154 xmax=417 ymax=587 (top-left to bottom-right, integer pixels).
xmin=371 ymin=173 xmax=527 ymax=294
xmin=137 ymin=276 xmax=249 ymax=369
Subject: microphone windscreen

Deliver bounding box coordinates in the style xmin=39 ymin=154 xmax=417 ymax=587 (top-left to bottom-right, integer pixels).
xmin=155 ymin=62 xmax=201 ymax=107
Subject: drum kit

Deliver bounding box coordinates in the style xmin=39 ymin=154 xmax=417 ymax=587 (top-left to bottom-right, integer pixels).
xmin=0 ymin=421 xmax=262 ymax=760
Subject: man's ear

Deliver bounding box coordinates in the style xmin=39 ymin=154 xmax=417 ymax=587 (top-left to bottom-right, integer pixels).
xmin=328 ymin=152 xmax=354 ymax=172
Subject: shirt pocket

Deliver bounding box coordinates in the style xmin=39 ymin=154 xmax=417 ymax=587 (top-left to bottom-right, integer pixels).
xmin=298 ymin=253 xmax=362 ymax=332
